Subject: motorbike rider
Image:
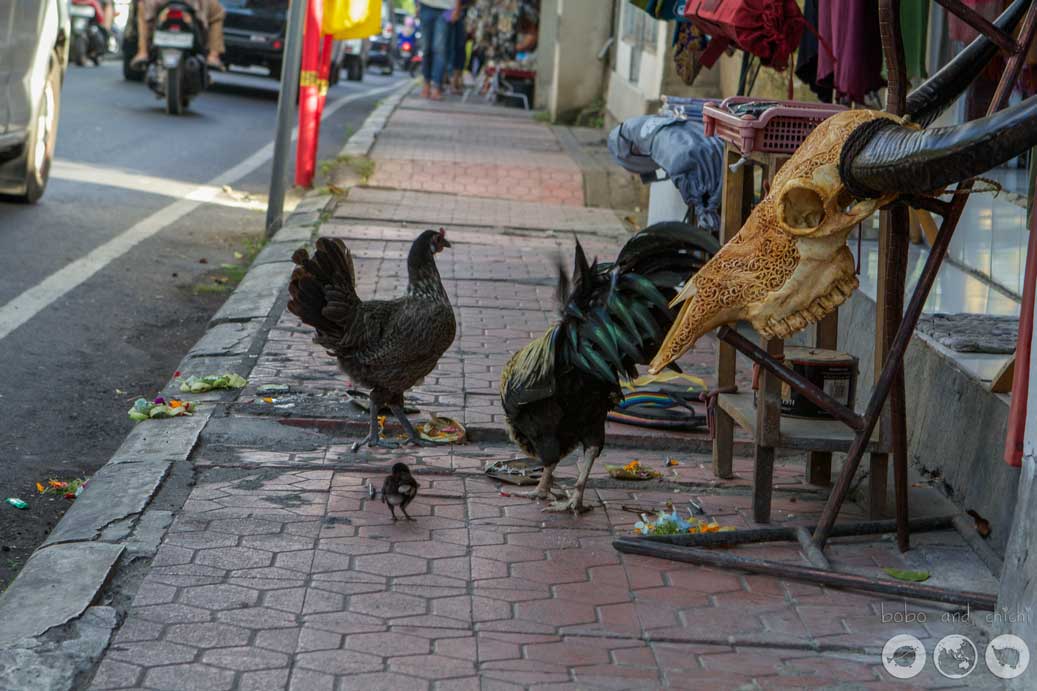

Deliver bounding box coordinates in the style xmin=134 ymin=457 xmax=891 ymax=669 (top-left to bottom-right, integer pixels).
xmin=130 ymin=0 xmax=226 ymax=71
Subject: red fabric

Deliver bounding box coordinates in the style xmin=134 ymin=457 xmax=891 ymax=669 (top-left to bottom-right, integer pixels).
xmin=72 ymin=0 xmax=104 ymax=21
xmin=683 ymin=0 xmax=806 ymax=70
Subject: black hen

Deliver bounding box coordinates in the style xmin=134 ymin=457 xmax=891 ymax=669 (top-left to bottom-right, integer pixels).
xmin=288 ymin=230 xmax=456 ymax=451
xmin=499 ymin=222 xmax=718 ymax=513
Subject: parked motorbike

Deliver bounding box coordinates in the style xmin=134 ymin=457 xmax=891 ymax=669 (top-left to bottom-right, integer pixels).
xmin=69 ymin=0 xmax=108 ymax=66
xmin=144 ymin=2 xmax=209 ymax=115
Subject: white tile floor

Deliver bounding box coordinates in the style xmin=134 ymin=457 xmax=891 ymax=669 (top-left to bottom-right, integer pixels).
xmin=851 ymin=233 xmax=1021 ymax=384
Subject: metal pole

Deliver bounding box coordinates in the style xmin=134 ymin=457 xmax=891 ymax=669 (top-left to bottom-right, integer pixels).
xmin=265 ymin=0 xmax=308 ymax=238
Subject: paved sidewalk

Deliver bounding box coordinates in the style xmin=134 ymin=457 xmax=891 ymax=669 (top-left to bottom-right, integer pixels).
xmin=2 ymin=90 xmax=1010 ymax=690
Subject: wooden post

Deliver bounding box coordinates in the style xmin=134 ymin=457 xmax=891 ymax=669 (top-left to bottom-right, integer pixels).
xmin=806 ymin=313 xmax=838 ymax=486
xmin=713 ymin=145 xmax=752 ymax=480
xmin=753 ymin=337 xmax=782 ymax=523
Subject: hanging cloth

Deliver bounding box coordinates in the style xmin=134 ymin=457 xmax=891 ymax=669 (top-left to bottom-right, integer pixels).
xmin=682 ymin=0 xmax=806 ymax=70
xmin=901 ymin=0 xmax=930 ymax=80
xmin=948 ymin=0 xmax=1003 ymax=42
xmin=794 ymin=0 xmax=833 ymax=102
xmin=816 ymin=0 xmax=885 ymax=105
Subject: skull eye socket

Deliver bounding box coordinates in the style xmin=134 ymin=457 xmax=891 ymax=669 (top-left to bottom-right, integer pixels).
xmin=781 ymin=186 xmax=826 ymax=232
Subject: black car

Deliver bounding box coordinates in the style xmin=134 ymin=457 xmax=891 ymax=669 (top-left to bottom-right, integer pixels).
xmin=0 ymin=0 xmax=70 ymax=202
xmin=222 ymin=0 xmax=361 ymax=81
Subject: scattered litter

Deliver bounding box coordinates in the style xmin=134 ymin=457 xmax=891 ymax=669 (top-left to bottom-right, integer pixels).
xmin=5 ymin=498 xmax=28 ymax=510
xmin=115 ymin=388 xmax=126 ymax=395
xmin=257 ymin=384 xmax=291 ymax=395
xmin=633 ymin=507 xmax=735 ymax=536
xmin=418 ymin=414 xmax=466 ymax=444
xmin=606 ymin=460 xmax=662 ymax=481
xmin=262 ymin=397 xmax=275 ymax=404
xmin=233 ymin=251 xmax=244 ymax=260
xmin=883 ymin=568 xmax=930 ymax=583
xmin=179 ymin=373 xmax=247 ymax=393
xmin=665 ymin=458 xmax=680 ymax=467
xmin=485 ymin=458 xmax=543 ymax=486
xmin=36 ymin=478 xmax=87 ymax=500
xmin=499 ymin=489 xmax=512 ymax=497
xmin=199 ymin=258 xmax=208 ymax=264
xmin=128 ymin=397 xmax=195 ymax=421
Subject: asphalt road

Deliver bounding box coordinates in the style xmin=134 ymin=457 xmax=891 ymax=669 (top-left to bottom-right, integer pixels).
xmin=0 ymin=60 xmax=406 ymax=589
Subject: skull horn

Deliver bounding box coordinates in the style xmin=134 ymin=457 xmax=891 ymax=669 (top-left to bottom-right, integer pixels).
xmin=841 ymin=94 xmax=1037 ymax=198
xmin=906 ymin=0 xmax=1031 ymax=126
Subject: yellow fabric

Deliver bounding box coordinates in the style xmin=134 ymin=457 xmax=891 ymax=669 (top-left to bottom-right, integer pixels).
xmin=323 ymin=0 xmax=381 ymax=40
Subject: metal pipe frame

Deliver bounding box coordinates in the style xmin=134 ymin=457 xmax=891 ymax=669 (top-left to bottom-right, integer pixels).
xmin=614 ymin=537 xmax=999 ymax=610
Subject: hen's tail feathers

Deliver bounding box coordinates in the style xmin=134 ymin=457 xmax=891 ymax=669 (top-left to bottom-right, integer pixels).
xmin=559 ymin=222 xmax=718 ymax=386
xmin=287 ymin=238 xmax=360 ymax=340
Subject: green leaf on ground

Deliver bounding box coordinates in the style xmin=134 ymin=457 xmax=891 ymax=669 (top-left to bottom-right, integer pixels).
xmin=883 ymin=568 xmax=930 ymax=582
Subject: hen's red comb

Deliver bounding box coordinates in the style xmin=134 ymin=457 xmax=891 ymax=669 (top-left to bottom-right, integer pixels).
xmin=438 ymin=228 xmax=446 ymax=238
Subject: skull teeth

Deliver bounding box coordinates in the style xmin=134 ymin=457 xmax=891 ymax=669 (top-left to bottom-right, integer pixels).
xmin=761 ymin=278 xmax=859 ymax=339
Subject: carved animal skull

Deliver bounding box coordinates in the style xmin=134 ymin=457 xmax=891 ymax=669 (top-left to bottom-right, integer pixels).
xmin=649 ymin=110 xmax=897 ymax=373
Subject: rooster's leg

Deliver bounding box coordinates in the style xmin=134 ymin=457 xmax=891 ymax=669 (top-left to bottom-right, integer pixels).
xmin=544 ymin=446 xmax=600 ymax=514
xmin=351 ymin=401 xmax=399 ymax=452
xmin=389 ymin=404 xmax=430 ymax=447
xmin=519 ymin=465 xmax=566 ymax=500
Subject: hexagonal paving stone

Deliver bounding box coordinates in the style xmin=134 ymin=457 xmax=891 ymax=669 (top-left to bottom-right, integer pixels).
xmin=217 ymin=606 xmax=299 ymax=629
xmin=514 ymin=598 xmax=597 ymax=628
xmin=353 ymin=552 xmax=429 ymax=577
xmin=195 ymin=546 xmax=273 ymax=570
xmin=131 ymin=603 xmax=210 ymax=625
xmin=344 ymin=632 xmax=431 ymax=656
xmin=208 ymin=518 xmax=284 ymax=535
xmin=179 ymin=583 xmax=260 ymax=610
xmin=303 ymin=610 xmax=386 ymax=635
xmin=340 ymin=672 xmax=430 ymax=691
xmin=202 ymin=646 xmax=290 ymax=671
xmin=240 ymin=668 xmax=291 ymax=691
xmin=144 ymin=663 xmax=235 ymax=691
xmin=348 ymin=591 xmax=428 ymax=618
xmin=88 ymin=659 xmax=142 ymax=689
xmin=388 ymin=653 xmax=477 ymax=680
xmin=295 ymin=649 xmax=383 ymax=675
xmin=165 ymin=622 xmax=252 ymax=648
xmin=107 ymin=641 xmax=197 ymax=667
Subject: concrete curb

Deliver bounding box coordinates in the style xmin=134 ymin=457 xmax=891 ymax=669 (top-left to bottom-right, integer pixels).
xmin=0 ymin=83 xmax=414 ymax=690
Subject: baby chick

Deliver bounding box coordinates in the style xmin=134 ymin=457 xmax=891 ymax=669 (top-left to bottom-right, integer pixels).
xmin=382 ymin=462 xmax=419 ymax=521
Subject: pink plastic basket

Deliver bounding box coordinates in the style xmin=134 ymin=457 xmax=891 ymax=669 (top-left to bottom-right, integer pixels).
xmin=702 ymin=97 xmax=847 ymax=155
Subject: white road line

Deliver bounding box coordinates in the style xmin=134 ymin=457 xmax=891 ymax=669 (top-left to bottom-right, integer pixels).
xmin=0 ymin=81 xmax=406 ymax=342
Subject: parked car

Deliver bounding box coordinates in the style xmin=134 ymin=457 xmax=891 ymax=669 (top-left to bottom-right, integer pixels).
xmin=0 ymin=0 xmax=70 ymax=203
xmin=367 ymin=21 xmax=394 ymax=76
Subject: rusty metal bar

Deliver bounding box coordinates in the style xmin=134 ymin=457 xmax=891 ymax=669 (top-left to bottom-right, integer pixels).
xmin=936 ymin=0 xmax=1021 ymax=54
xmin=634 ymin=515 xmax=954 ymax=547
xmin=813 ymin=199 xmax=968 ymax=550
xmin=614 ymin=538 xmax=999 ymax=610
xmin=717 ymin=327 xmax=865 ymax=431
xmin=880 ymin=0 xmax=912 ymax=552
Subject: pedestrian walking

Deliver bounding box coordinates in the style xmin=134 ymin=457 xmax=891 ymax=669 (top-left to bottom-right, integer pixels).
xmin=418 ymin=0 xmax=461 ymax=100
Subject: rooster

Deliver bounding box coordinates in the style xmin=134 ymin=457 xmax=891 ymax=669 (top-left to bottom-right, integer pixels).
xmin=500 ymin=222 xmax=718 ymax=513
xmin=288 ymin=230 xmax=456 ymax=451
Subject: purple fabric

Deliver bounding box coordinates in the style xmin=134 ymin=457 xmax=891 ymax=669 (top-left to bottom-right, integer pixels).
xmin=816 ymin=0 xmax=885 ymax=104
